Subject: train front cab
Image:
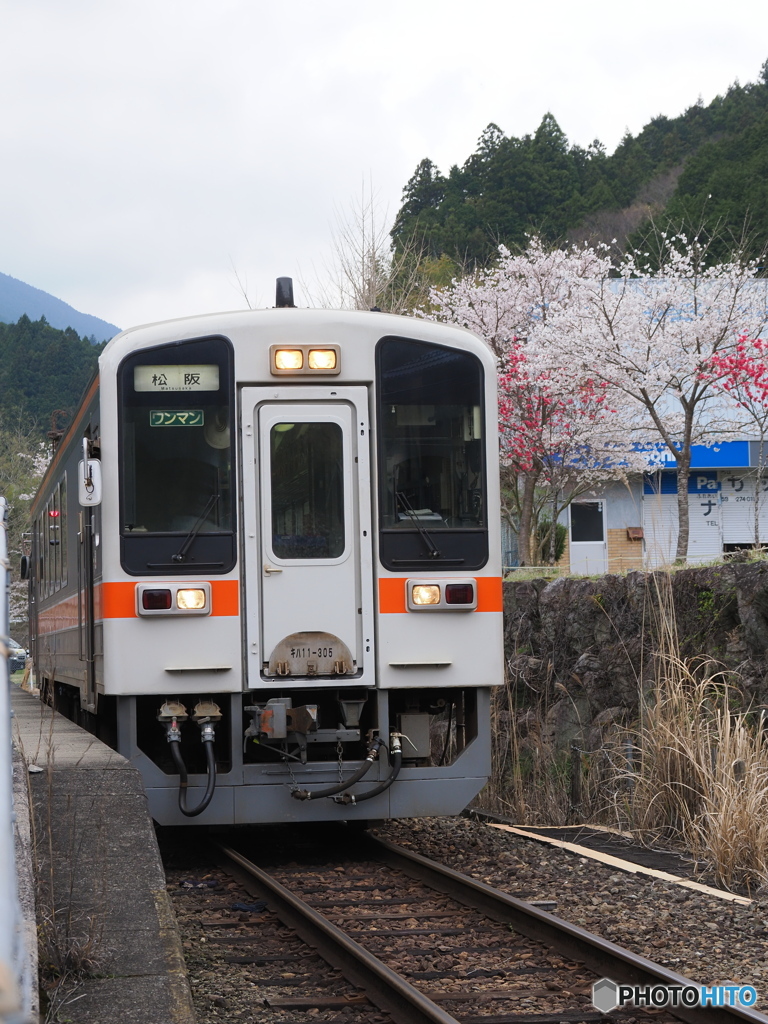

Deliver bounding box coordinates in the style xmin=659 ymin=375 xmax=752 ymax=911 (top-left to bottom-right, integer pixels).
xmin=46 ymin=312 xmax=504 ymax=825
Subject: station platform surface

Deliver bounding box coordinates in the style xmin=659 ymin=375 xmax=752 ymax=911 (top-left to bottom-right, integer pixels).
xmin=11 ymin=685 xmax=196 ymax=1024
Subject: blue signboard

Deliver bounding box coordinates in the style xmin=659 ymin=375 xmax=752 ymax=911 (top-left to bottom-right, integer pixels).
xmin=653 ymin=441 xmax=750 ymax=469
xmin=644 ymin=470 xmax=720 ymax=495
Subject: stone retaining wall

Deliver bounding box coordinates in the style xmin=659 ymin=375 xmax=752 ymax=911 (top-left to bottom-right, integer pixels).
xmin=502 ymin=560 xmax=768 ymax=750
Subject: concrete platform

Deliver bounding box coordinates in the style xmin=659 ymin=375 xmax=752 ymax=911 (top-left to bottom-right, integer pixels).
xmin=11 ymin=686 xmax=196 ymax=1024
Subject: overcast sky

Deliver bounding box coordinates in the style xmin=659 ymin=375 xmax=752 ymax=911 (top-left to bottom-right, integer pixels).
xmin=2 ymin=0 xmax=767 ymax=331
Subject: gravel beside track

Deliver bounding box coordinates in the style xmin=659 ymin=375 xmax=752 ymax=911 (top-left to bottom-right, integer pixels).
xmin=376 ymin=817 xmax=768 ymax=1001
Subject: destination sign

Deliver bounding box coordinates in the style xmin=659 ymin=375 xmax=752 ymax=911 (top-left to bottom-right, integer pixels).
xmin=150 ymin=410 xmax=204 ymax=427
xmin=134 ymin=365 xmax=219 ymax=392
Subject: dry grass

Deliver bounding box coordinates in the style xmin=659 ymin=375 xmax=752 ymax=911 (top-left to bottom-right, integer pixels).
xmin=485 ymin=568 xmax=768 ymax=891
xmin=626 ymin=657 xmax=768 ymax=891
xmin=480 ymin=679 xmax=583 ymax=825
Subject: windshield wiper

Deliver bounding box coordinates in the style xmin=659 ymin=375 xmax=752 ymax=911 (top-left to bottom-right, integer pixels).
xmin=172 ymin=494 xmax=220 ymax=563
xmin=396 ymin=490 xmax=441 ymax=559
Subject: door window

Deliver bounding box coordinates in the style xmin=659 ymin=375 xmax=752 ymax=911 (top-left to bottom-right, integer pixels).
xmin=571 ymin=502 xmax=604 ymax=542
xmin=270 ymin=421 xmax=345 ymax=560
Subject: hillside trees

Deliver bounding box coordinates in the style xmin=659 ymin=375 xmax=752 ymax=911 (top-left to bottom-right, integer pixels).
xmin=0 ymin=413 xmax=48 ymax=628
xmin=0 ymin=315 xmax=100 ymax=627
xmin=392 ymin=63 xmax=768 ymax=269
xmin=0 ymin=315 xmax=102 ymax=430
xmin=391 ymin=114 xmax=609 ymax=267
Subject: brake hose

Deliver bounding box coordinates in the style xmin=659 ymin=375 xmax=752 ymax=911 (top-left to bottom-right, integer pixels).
xmin=291 ymin=736 xmax=384 ymax=801
xmin=333 ymin=736 xmax=403 ymax=805
xmin=169 ymin=725 xmax=217 ymax=817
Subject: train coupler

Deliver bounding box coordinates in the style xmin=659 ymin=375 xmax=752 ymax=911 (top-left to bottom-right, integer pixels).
xmin=157 ymin=700 xmax=188 ymax=743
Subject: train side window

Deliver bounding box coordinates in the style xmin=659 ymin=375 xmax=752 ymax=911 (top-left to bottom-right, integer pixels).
xmin=37 ymin=517 xmax=44 ymax=595
xmin=52 ymin=485 xmax=61 ymax=591
xmin=60 ymin=475 xmax=67 ymax=588
xmin=44 ymin=501 xmax=52 ymax=597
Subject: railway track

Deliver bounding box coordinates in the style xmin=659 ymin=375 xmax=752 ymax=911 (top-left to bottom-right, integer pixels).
xmin=164 ymin=828 xmax=768 ymax=1024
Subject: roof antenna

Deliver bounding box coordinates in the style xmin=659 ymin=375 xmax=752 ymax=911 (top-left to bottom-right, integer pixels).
xmin=275 ymin=277 xmax=295 ymax=308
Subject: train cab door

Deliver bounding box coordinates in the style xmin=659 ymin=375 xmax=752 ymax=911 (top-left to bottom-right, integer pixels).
xmin=77 ymin=435 xmax=101 ymax=713
xmin=241 ymin=386 xmax=374 ymax=686
xmin=77 ymin=507 xmax=97 ymax=710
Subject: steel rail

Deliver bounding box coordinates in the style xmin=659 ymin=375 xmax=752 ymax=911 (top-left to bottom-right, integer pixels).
xmin=212 ymin=841 xmax=460 ymax=1024
xmin=367 ymin=835 xmax=768 ymax=1024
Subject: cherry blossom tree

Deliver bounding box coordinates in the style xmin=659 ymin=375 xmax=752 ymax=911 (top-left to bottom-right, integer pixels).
xmin=496 ymin=342 xmax=635 ymax=563
xmin=428 ymin=237 xmax=606 ymax=359
xmin=705 ymin=335 xmax=768 ymax=546
xmin=428 ymin=234 xmax=768 ymax=564
xmin=427 ymin=239 xmax=645 ymax=564
xmin=539 ymin=235 xmax=768 ymax=561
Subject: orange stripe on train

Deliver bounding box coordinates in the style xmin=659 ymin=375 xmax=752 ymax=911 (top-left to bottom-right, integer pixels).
xmin=38 ymin=579 xmax=240 ymax=627
xmin=100 ymin=579 xmax=240 ymax=618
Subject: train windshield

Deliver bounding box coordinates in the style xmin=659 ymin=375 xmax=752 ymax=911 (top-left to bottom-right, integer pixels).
xmin=376 ymin=336 xmax=487 ymax=570
xmin=118 ymin=335 xmax=236 ymax=574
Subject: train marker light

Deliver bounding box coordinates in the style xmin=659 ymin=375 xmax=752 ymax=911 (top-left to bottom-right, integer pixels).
xmin=142 ymin=589 xmax=172 ymax=610
xmin=177 ymin=588 xmax=206 ymax=611
xmin=445 ymin=583 xmax=475 ymax=605
xmin=308 ymin=348 xmax=337 ymax=370
xmin=274 ymin=349 xmax=304 ymax=370
xmin=411 ymin=584 xmax=441 ymax=606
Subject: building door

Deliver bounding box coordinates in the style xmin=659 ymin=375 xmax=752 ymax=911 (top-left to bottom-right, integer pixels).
xmin=569 ymin=501 xmax=607 ymax=574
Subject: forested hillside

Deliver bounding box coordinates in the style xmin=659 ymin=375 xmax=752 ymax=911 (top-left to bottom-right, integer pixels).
xmin=0 ymin=316 xmax=103 ymax=432
xmin=392 ymin=60 xmax=768 ymax=267
xmin=0 ymin=315 xmax=103 ymax=628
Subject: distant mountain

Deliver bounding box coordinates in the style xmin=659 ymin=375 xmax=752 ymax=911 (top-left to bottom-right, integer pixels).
xmin=0 ymin=271 xmax=119 ymax=342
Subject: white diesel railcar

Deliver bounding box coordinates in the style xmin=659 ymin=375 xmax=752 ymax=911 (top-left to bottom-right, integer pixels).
xmin=26 ymin=283 xmax=504 ymax=825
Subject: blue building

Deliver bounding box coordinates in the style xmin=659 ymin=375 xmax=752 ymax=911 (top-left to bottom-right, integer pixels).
xmin=563 ymin=440 xmax=768 ymax=573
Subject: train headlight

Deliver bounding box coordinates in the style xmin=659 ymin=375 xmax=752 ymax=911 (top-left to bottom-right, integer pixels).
xmin=274 ymin=349 xmax=304 ymax=370
xmin=177 ymin=588 xmax=207 ymax=610
xmin=411 ymin=584 xmax=441 ymax=606
xmin=406 ymin=579 xmax=477 ymax=611
xmin=308 ymin=348 xmax=337 ymax=370
xmin=270 ymin=344 xmax=341 ymax=375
